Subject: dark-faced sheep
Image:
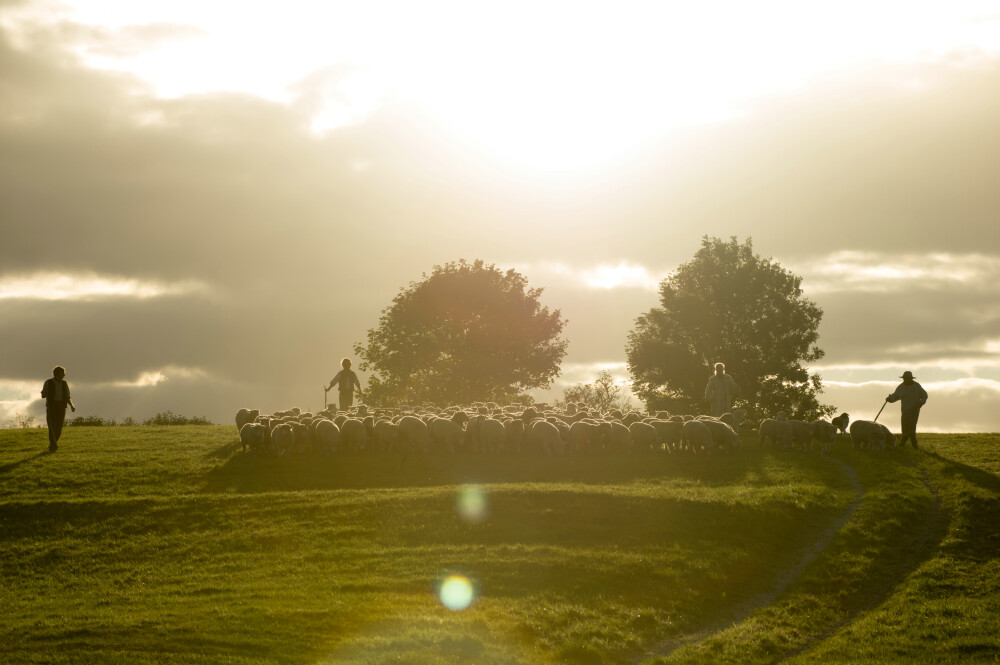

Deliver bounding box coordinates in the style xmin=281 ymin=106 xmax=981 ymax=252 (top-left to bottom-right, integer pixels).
xmin=606 ymin=421 xmax=632 ymax=453
xmin=831 ymin=413 xmax=850 ymax=434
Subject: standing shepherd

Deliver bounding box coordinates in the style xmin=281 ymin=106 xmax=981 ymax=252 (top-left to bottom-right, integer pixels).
xmin=705 ymin=362 xmax=740 ymax=417
xmin=41 ymin=365 xmax=76 ymax=452
xmin=326 ymin=358 xmax=363 ymax=411
xmin=886 ymin=370 xmax=927 ymax=449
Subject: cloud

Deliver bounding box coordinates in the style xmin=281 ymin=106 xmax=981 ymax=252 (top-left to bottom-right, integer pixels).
xmin=0 ymin=271 xmax=208 ymax=301
xmin=791 ymin=251 xmax=1000 ymax=294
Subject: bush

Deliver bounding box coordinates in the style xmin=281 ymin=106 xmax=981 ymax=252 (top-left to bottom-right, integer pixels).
xmin=69 ymin=416 xmax=116 ymax=426
xmin=142 ymin=411 xmax=213 ymax=426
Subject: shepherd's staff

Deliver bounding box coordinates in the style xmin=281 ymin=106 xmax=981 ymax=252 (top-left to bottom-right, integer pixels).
xmin=873 ymin=398 xmax=888 ymax=422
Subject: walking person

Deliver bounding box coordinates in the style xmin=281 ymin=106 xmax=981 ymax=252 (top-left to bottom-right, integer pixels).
xmin=326 ymin=358 xmax=363 ymax=411
xmin=886 ymin=370 xmax=927 ymax=449
xmin=704 ymin=362 xmax=740 ymax=417
xmin=41 ymin=366 xmax=76 ymax=452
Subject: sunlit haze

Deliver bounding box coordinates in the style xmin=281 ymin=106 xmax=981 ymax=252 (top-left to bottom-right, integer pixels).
xmin=1 ymin=0 xmax=999 ymax=430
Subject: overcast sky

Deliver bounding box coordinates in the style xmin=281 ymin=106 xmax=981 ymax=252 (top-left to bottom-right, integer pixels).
xmin=2 ymin=0 xmax=999 ymax=431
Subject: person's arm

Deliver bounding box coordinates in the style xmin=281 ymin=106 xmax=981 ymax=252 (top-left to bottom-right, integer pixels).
xmin=728 ymin=375 xmax=740 ymax=398
xmin=353 ymin=373 xmax=362 ymax=392
xmin=41 ymin=379 xmax=50 ymax=399
xmin=68 ymin=398 xmax=76 ymax=412
xmin=704 ymin=379 xmax=713 ymax=401
xmin=66 ymin=382 xmax=75 ymax=412
xmin=918 ymin=384 xmax=928 ymax=406
xmin=327 ymin=371 xmax=342 ymax=391
xmin=886 ymin=385 xmax=902 ymax=403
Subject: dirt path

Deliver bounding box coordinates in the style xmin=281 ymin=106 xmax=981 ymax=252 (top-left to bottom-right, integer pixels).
xmin=773 ymin=460 xmax=947 ymax=663
xmin=634 ymin=458 xmax=865 ymax=664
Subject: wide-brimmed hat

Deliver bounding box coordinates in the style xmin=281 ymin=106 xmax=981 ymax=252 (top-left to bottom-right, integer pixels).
xmin=900 ymin=370 xmax=915 ymax=380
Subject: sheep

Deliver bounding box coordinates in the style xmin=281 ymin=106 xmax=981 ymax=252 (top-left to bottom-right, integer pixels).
xmin=504 ymin=418 xmax=525 ymax=454
xmin=428 ymin=416 xmax=464 ymax=454
xmin=270 ymin=423 xmax=294 ymax=456
xmin=606 ymin=421 xmax=632 ymax=453
xmin=831 ymin=413 xmax=850 ymax=435
xmin=810 ymin=420 xmax=838 ymax=454
xmin=650 ymin=419 xmax=684 ymax=452
xmin=525 ymin=419 xmax=564 ymax=455
xmin=291 ymin=422 xmax=314 ymax=454
xmin=700 ymin=419 xmax=740 ymax=452
xmin=787 ymin=420 xmax=815 ymax=451
xmin=235 ymin=408 xmax=260 ymax=433
xmin=629 ymin=421 xmax=660 ymax=453
xmin=876 ymin=422 xmax=897 ymax=450
xmin=314 ymin=419 xmax=341 ymax=454
xmin=340 ymin=418 xmax=368 ymax=453
xmin=568 ymin=420 xmax=609 ymax=454
xmin=372 ymin=419 xmax=398 ymax=454
xmin=719 ymin=408 xmax=746 ymax=435
xmin=239 ymin=422 xmax=266 ymax=454
xmin=396 ymin=415 xmax=431 ymax=454
xmin=759 ymin=419 xmax=793 ymax=450
xmin=681 ymin=419 xmax=714 ymax=453
xmin=654 ymin=410 xmax=671 ymax=420
xmin=850 ymin=420 xmax=889 ymax=451
xmin=478 ymin=417 xmax=506 ymax=454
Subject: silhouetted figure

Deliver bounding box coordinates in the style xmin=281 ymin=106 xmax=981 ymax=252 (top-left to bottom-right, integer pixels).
xmin=41 ymin=365 xmax=75 ymax=452
xmin=886 ymin=370 xmax=927 ymax=449
xmin=326 ymin=358 xmax=363 ymax=411
xmin=705 ymin=362 xmax=740 ymax=417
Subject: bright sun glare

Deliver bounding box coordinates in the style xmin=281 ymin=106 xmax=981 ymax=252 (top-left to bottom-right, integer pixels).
xmin=7 ymin=0 xmax=999 ymax=173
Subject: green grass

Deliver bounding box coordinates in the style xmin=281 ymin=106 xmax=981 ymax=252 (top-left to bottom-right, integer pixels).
xmin=1 ymin=428 xmax=997 ymax=664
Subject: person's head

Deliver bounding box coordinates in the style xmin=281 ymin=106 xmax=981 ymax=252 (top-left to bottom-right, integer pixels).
xmin=714 ymin=362 xmax=725 ymax=375
xmin=341 ymin=358 xmax=352 ymax=369
xmin=900 ymin=370 xmax=915 ymax=384
xmin=52 ymin=366 xmax=66 ymax=379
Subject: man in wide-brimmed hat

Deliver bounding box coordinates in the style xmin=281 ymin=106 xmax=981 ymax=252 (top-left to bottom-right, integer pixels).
xmin=886 ymin=371 xmax=927 ymax=449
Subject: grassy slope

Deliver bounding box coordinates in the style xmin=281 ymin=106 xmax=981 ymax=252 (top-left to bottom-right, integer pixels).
xmin=0 ymin=428 xmax=996 ymax=664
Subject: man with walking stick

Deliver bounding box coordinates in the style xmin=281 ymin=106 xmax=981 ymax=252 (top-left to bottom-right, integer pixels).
xmin=885 ymin=370 xmax=927 ymax=449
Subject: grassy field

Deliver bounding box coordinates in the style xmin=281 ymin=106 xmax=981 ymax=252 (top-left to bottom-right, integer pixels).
xmin=1 ymin=428 xmax=998 ymax=664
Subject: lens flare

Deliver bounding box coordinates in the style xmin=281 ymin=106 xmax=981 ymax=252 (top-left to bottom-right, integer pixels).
xmin=456 ymin=484 xmax=488 ymax=523
xmin=439 ymin=575 xmax=474 ymax=611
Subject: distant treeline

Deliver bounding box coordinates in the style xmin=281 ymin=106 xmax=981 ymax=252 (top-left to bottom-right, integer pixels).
xmin=68 ymin=411 xmax=213 ymax=427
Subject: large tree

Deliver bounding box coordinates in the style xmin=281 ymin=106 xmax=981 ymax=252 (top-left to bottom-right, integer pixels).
xmin=626 ymin=236 xmax=834 ymax=424
xmin=354 ymin=259 xmax=568 ymax=406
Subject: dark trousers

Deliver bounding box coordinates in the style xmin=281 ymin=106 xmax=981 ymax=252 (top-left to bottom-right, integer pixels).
xmin=339 ymin=391 xmax=354 ymax=410
xmin=46 ymin=405 xmax=66 ymax=448
xmin=899 ymin=407 xmax=920 ymax=448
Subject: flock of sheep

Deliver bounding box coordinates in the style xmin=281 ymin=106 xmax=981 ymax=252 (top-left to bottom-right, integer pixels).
xmin=235 ymin=402 xmax=899 ymax=457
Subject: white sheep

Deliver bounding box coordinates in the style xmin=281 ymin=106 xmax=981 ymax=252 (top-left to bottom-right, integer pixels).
xmin=850 ymin=420 xmax=888 ymax=451
xmin=759 ymin=419 xmax=793 ymax=450
xmin=700 ymin=419 xmax=740 ymax=452
xmin=681 ymin=419 xmax=714 ymax=453
xmin=629 ymin=421 xmax=660 ymax=453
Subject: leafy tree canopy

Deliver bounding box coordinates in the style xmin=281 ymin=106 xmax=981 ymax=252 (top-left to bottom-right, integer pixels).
xmin=626 ymin=236 xmax=834 ymax=425
xmin=355 ymin=259 xmax=568 ymax=406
